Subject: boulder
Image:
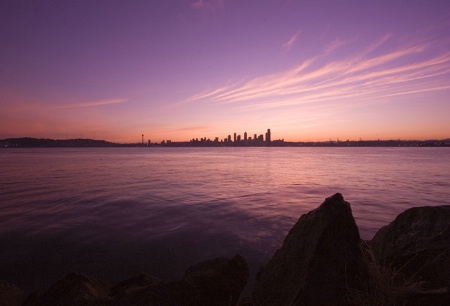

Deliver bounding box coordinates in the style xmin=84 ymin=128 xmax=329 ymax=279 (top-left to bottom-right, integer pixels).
xmin=370 ymin=205 xmax=450 ymax=291
xmin=253 ymin=193 xmax=367 ymax=306
xmin=109 ymin=279 xmax=192 ymax=306
xmin=182 ymin=254 xmax=249 ymax=306
xmin=30 ymin=272 xmax=109 ymax=306
xmin=109 ymin=273 xmax=162 ymax=299
xmin=0 ymin=280 xmax=24 ymax=306
xmin=110 ymin=254 xmax=249 ymax=306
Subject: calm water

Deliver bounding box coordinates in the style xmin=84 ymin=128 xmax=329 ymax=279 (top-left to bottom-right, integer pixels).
xmin=1 ymin=147 xmax=449 ymax=292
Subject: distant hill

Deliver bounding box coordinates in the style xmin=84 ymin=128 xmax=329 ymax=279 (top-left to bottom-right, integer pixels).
xmin=0 ymin=137 xmax=123 ymax=148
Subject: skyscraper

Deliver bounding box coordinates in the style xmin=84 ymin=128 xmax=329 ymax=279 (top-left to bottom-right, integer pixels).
xmin=266 ymin=129 xmax=271 ymax=143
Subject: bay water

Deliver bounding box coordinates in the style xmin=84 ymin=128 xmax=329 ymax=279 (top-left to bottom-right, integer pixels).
xmin=1 ymin=147 xmax=449 ymax=292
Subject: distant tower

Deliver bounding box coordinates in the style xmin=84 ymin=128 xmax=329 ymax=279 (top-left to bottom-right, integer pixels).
xmin=234 ymin=133 xmax=237 ymax=142
xmin=244 ymin=131 xmax=247 ymax=141
xmin=142 ymin=134 xmax=144 ymax=145
xmin=266 ymin=129 xmax=271 ymax=143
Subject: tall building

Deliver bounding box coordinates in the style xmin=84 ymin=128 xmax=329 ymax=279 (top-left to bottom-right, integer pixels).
xmin=244 ymin=131 xmax=247 ymax=141
xmin=234 ymin=133 xmax=237 ymax=142
xmin=266 ymin=129 xmax=271 ymax=143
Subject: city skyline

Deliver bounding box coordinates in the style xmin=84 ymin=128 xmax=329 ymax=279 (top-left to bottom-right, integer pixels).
xmin=189 ymin=128 xmax=272 ymax=144
xmin=1 ymin=1 xmax=450 ymax=143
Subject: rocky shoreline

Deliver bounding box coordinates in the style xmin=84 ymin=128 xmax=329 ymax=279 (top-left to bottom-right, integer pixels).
xmin=1 ymin=194 xmax=449 ymax=306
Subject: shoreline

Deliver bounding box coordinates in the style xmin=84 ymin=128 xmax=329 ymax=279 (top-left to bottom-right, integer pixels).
xmin=2 ymin=137 xmax=450 ymax=148
xmin=2 ymin=194 xmax=449 ymax=306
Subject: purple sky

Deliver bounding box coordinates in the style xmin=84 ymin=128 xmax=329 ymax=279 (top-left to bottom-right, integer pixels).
xmin=1 ymin=0 xmax=450 ymax=143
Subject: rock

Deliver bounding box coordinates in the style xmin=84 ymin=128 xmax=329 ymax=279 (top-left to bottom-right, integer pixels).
xmin=31 ymin=272 xmax=109 ymax=306
xmin=253 ymin=193 xmax=367 ymax=306
xmin=109 ymin=279 xmax=192 ymax=306
xmin=110 ymin=254 xmax=249 ymax=306
xmin=21 ymin=292 xmax=39 ymax=306
xmin=0 ymin=280 xmax=24 ymax=306
xmin=182 ymin=254 xmax=249 ymax=306
xmin=17 ymin=254 xmax=248 ymax=306
xmin=405 ymin=288 xmax=450 ymax=306
xmin=238 ymin=296 xmax=254 ymax=306
xmin=109 ymin=273 xmax=162 ymax=299
xmin=109 ymin=273 xmax=179 ymax=306
xmin=370 ymin=205 xmax=450 ymax=291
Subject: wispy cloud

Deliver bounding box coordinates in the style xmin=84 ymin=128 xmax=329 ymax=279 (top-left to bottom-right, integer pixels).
xmin=187 ymin=34 xmax=450 ymax=111
xmin=282 ymin=30 xmax=302 ymax=52
xmin=52 ymin=98 xmax=128 ymax=110
xmin=324 ymin=37 xmax=348 ymax=54
xmin=360 ymin=33 xmax=393 ymax=57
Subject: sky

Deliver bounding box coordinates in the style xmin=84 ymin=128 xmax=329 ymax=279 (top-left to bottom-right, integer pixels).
xmin=1 ymin=0 xmax=450 ymax=143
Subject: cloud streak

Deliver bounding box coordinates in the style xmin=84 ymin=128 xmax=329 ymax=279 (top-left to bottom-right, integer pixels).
xmin=282 ymin=30 xmax=302 ymax=52
xmin=52 ymin=98 xmax=128 ymax=110
xmin=187 ymin=35 xmax=450 ymax=111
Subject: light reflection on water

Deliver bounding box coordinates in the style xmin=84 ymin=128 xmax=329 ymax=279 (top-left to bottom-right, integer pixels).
xmin=1 ymin=147 xmax=449 ymax=292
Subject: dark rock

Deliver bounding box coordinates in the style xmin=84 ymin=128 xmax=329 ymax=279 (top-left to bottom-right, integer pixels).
xmin=108 ymin=273 xmax=183 ymax=306
xmin=405 ymin=288 xmax=450 ymax=306
xmin=370 ymin=205 xmax=450 ymax=291
xmin=0 ymin=280 xmax=24 ymax=306
xmin=238 ymin=297 xmax=254 ymax=306
xmin=109 ymin=280 xmax=193 ymax=306
xmin=110 ymin=254 xmax=249 ymax=306
xmin=32 ymin=272 xmax=109 ymax=306
xmin=253 ymin=193 xmax=367 ymax=306
xmin=182 ymin=254 xmax=249 ymax=306
xmin=21 ymin=292 xmax=39 ymax=306
xmin=109 ymin=273 xmax=162 ymax=298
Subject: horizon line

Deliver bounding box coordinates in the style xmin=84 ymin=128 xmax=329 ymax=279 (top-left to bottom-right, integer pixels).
xmin=2 ymin=135 xmax=450 ymax=145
